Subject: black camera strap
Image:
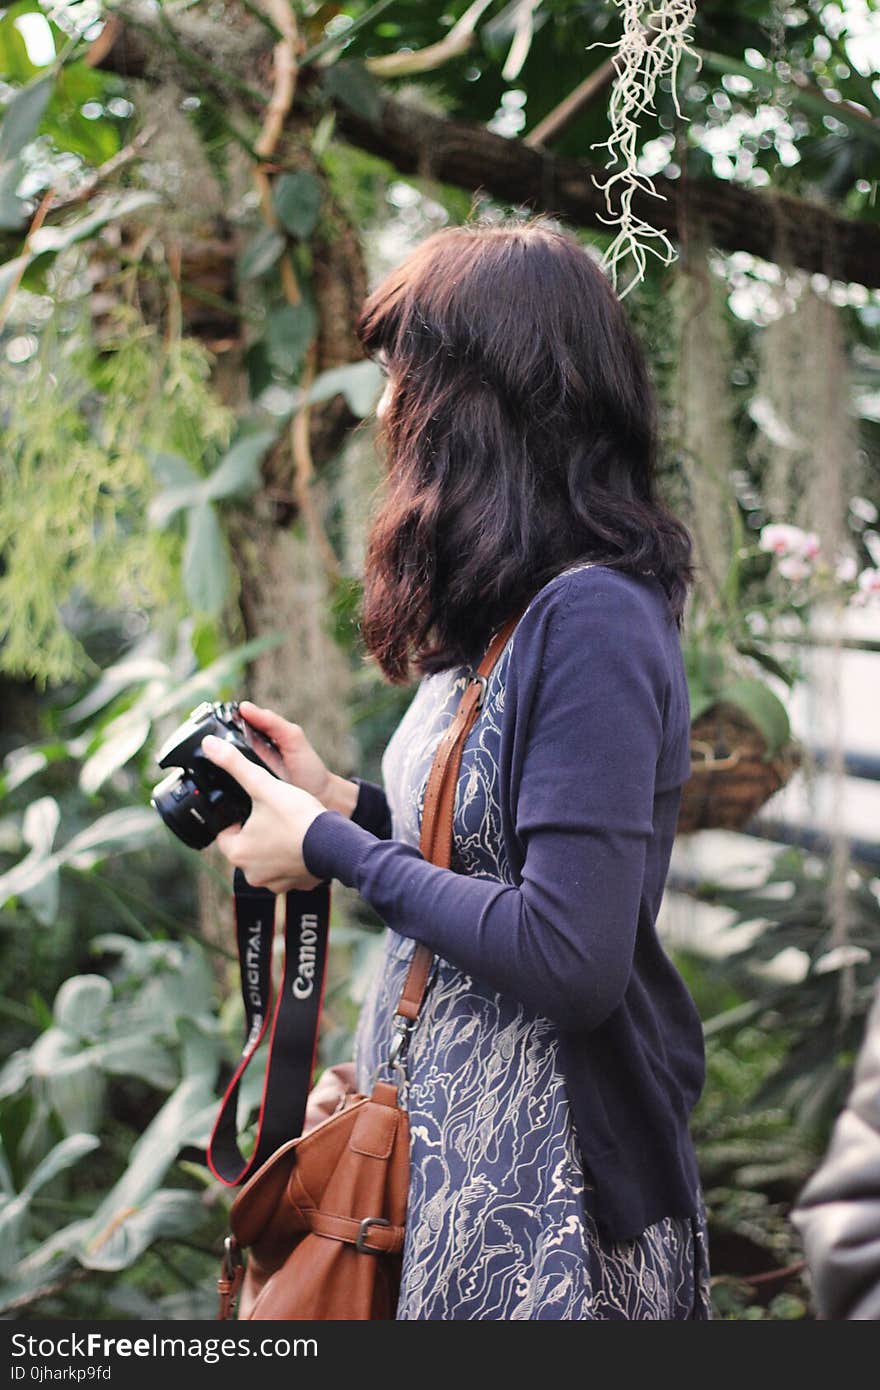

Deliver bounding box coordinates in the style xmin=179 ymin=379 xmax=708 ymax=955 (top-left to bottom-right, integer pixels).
xmin=206 ymin=868 xmax=330 ymax=1186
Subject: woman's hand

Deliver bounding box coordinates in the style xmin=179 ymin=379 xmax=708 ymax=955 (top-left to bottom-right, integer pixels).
xmin=201 ymin=734 xmax=327 ymax=894
xmin=237 ymin=701 xmax=359 ymax=818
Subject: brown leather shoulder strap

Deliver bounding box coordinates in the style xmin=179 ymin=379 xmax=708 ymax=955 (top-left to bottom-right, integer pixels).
xmin=393 ymin=608 xmax=526 ymax=1024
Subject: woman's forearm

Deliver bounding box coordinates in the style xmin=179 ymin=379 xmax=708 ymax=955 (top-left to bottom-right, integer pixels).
xmin=301 ymin=808 xmax=645 ymax=1031
xmin=322 ymin=772 xmax=360 ymax=818
xmin=323 ymin=773 xmax=393 ymax=840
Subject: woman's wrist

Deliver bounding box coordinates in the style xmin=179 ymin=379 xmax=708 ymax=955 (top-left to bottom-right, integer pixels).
xmin=321 ymin=772 xmax=360 ymax=819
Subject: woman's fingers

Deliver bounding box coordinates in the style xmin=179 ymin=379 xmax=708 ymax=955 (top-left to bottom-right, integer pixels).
xmin=202 ymin=735 xmax=274 ymax=796
xmin=240 ymin=700 xmax=301 ymax=748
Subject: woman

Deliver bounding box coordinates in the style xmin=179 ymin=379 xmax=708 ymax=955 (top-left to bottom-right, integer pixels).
xmin=203 ymin=217 xmax=712 ymax=1320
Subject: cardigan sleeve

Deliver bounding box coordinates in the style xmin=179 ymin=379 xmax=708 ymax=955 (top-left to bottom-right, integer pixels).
xmin=349 ymin=776 xmax=393 ymax=840
xmin=302 ymin=572 xmax=668 ymax=1031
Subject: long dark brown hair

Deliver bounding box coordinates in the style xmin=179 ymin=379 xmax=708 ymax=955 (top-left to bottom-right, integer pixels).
xmin=356 ymin=215 xmax=694 ymax=683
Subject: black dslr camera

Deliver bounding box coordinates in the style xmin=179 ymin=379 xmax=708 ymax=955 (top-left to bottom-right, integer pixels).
xmin=150 ymin=700 xmax=280 ymax=850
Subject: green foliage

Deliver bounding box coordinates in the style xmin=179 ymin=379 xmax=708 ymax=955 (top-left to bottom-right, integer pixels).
xmin=679 ymin=959 xmax=818 ymax=1320
xmin=676 ymin=848 xmax=880 ymax=1319
xmin=322 ymin=60 xmax=384 ymax=123
xmin=694 ymin=846 xmax=880 ymax=1138
xmin=265 ymin=301 xmax=317 ymax=377
xmin=237 ymin=227 xmax=284 ymax=281
xmin=273 ymin=171 xmax=322 ymax=239
xmin=0 ymin=302 xmax=240 ymax=686
xmin=148 ymin=430 xmax=277 ymax=617
xmin=0 ymin=935 xmax=227 ymax=1315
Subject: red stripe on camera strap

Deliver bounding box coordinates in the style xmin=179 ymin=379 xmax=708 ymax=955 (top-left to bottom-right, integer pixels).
xmin=206 ymin=868 xmax=330 ymax=1186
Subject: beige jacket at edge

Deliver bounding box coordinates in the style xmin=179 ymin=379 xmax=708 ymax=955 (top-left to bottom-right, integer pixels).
xmin=791 ymin=982 xmax=880 ymax=1319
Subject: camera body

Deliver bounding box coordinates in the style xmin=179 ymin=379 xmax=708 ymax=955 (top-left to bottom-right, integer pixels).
xmin=151 ymin=700 xmax=280 ymax=849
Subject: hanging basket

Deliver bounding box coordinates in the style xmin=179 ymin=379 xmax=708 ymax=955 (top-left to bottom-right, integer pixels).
xmin=676 ymin=700 xmax=802 ymax=835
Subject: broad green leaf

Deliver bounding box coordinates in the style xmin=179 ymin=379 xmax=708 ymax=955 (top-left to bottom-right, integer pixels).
xmin=0 ymin=1133 xmax=98 ymax=1276
xmin=322 ymin=60 xmax=383 ymax=123
xmin=0 ymin=797 xmax=59 ymax=917
xmin=92 ymin=1036 xmax=177 ymax=1092
xmin=0 ymin=1050 xmax=31 ymax=1101
xmin=22 ymin=796 xmax=59 ymax=854
xmin=0 ymin=844 xmax=53 ymax=904
xmin=148 ymin=482 xmax=205 ymax=530
xmin=183 ymin=503 xmax=228 ymax=615
xmin=311 ymin=109 xmax=336 ymax=158
xmin=178 ymin=1017 xmax=222 ymax=1083
xmin=714 ymin=677 xmax=792 ymax=757
xmin=36 ymin=1043 xmax=113 ymax=1135
xmin=78 ymin=711 xmax=152 ymax=795
xmin=203 ymin=429 xmax=275 ymax=501
xmin=28 ymin=191 xmax=159 ymax=255
xmin=266 ymin=301 xmax=316 ymax=376
xmin=20 ymin=866 xmax=59 ymax=927
xmin=0 ymin=8 xmax=40 ymax=84
xmin=273 ymin=171 xmax=322 ymax=238
xmin=683 ymin=643 xmax=727 ymax=691
xmin=83 ymin=1069 xmax=218 ymax=1236
xmin=62 ymin=807 xmax=159 ymax=867
xmin=190 ymin=615 xmax=220 ymax=669
xmin=0 ymin=1193 xmax=32 ymax=1275
xmin=307 ymin=359 xmax=383 ymax=417
xmin=0 ymin=807 xmax=162 ymax=906
xmin=6 ymin=1214 xmax=91 ymax=1288
xmin=61 ymin=650 xmax=170 ymax=725
xmin=80 ymin=1189 xmax=205 ymax=1272
xmin=687 ymin=686 xmax=719 ymax=722
xmin=52 ymin=59 xmax=106 ymax=104
xmin=0 ymin=75 xmax=53 ymax=162
xmin=245 ymin=339 xmax=272 ymax=399
xmin=0 ymin=1141 xmax=14 ymax=1197
xmin=148 ymin=450 xmax=201 ymax=489
xmin=46 ymin=1053 xmax=106 ymax=1136
xmin=22 ymin=1132 xmax=100 ymax=1199
xmin=0 ymin=253 xmax=29 ymax=303
xmin=1 ymin=745 xmax=49 ymax=794
xmin=238 ymin=226 xmax=284 ymax=280
xmin=148 ymin=633 xmax=285 ymax=721
xmin=52 ymin=975 xmax=112 ymax=1035
xmin=43 ymin=105 xmax=120 ymax=164
xmin=0 ymin=157 xmax=25 ymax=230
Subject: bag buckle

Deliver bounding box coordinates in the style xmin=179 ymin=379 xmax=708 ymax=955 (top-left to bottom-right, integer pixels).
xmin=218 ymin=1234 xmax=244 ymax=1320
xmin=387 ymin=1013 xmax=413 ymax=1067
xmin=466 ymin=671 xmax=488 ymax=708
xmin=386 ymin=1013 xmax=414 ymax=1099
xmin=222 ymin=1233 xmax=243 ymax=1279
xmin=356 ymin=1216 xmax=391 ymax=1254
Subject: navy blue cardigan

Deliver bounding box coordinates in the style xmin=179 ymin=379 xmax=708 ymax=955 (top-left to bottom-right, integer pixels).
xmin=302 ymin=564 xmax=706 ymax=1241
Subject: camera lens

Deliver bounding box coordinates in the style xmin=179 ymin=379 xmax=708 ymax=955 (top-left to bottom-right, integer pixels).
xmin=151 ymin=770 xmax=218 ymax=849
xmin=150 ymin=702 xmax=271 ymax=852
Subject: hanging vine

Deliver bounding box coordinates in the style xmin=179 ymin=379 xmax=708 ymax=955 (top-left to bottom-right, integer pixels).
xmin=590 ymin=0 xmax=699 ymax=298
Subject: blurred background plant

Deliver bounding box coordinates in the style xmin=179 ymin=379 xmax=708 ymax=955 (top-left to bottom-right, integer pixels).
xmin=1 ymin=0 xmax=879 ymax=1319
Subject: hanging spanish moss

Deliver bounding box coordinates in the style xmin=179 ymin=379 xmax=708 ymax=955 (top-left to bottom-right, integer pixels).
xmin=670 ymin=237 xmax=738 ymax=622
xmin=753 ymin=278 xmax=865 ymax=1024
xmin=591 ymin=0 xmax=699 ymax=297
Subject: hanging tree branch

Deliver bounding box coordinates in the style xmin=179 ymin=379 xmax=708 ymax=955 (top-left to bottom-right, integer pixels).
xmin=330 ymin=91 xmax=880 ymax=287
xmin=87 ymin=17 xmax=880 ymax=289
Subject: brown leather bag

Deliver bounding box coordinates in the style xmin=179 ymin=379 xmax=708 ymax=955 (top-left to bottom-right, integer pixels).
xmin=217 ymin=613 xmax=522 ymax=1320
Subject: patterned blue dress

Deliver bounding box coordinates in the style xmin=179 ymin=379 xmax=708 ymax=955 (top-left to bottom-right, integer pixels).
xmin=353 ymin=567 xmax=712 ymax=1320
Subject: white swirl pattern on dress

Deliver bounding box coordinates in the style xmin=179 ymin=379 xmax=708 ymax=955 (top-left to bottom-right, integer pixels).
xmin=353 ymin=563 xmax=712 ymax=1319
